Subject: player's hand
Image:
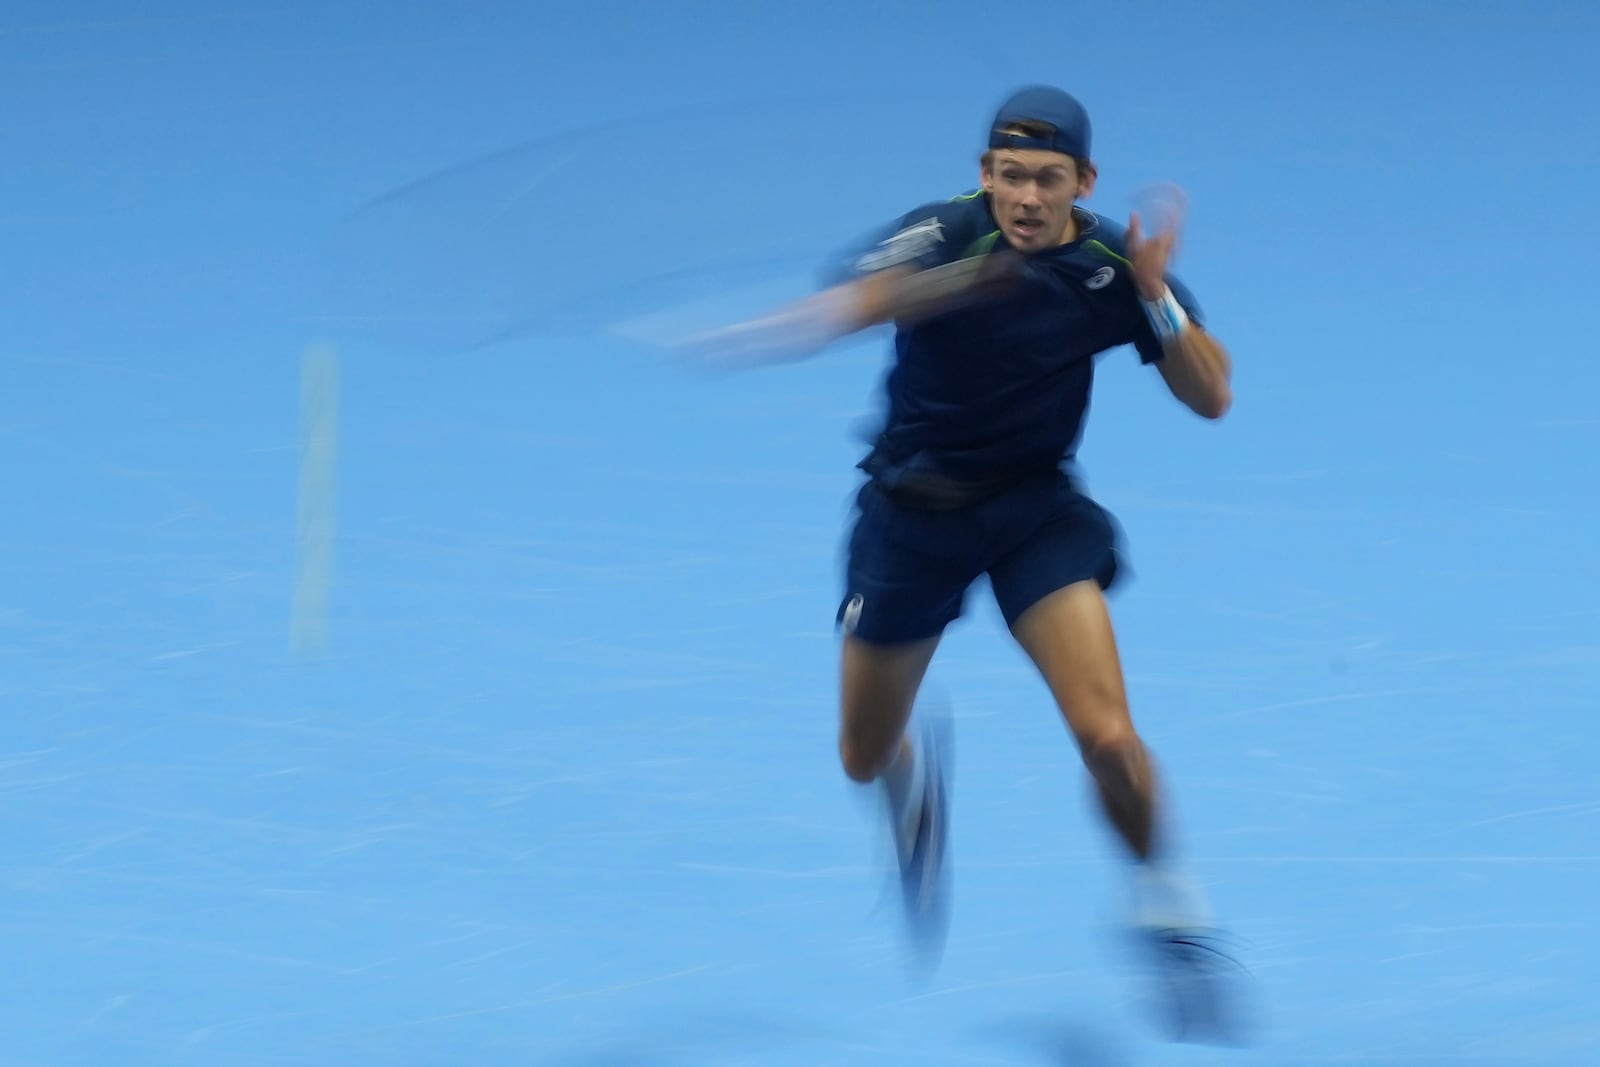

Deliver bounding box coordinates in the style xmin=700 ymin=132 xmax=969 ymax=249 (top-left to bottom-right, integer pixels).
xmin=1126 ymin=183 xmax=1188 ymax=301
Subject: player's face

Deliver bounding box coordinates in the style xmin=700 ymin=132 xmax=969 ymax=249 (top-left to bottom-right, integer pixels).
xmin=981 ymin=149 xmax=1095 ymax=252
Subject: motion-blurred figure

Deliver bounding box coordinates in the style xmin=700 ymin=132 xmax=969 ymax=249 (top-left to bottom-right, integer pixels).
xmin=689 ymin=84 xmax=1247 ymax=1044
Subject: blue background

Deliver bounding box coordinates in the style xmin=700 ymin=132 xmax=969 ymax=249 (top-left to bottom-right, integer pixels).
xmin=4 ymin=2 xmax=1599 ymax=1063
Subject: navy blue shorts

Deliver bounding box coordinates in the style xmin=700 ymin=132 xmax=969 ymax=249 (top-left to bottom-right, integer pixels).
xmin=836 ymin=473 xmax=1124 ymax=645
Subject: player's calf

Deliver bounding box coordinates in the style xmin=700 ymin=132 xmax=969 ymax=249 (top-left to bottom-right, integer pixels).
xmin=1080 ymin=727 xmax=1157 ymax=862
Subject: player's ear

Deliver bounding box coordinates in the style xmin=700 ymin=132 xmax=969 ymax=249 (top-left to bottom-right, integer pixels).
xmin=979 ymin=152 xmax=995 ymax=193
xmin=1075 ymin=159 xmax=1098 ymax=200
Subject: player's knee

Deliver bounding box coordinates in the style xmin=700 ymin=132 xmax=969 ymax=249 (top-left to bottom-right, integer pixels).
xmin=838 ymin=708 xmax=905 ymax=783
xmin=838 ymin=732 xmax=885 ymax=783
xmin=1081 ymin=727 xmax=1149 ymax=800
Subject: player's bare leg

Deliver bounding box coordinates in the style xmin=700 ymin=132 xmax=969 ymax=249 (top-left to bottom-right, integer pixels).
xmin=838 ymin=633 xmax=952 ymax=959
xmin=1010 ymin=579 xmax=1247 ymax=1042
xmin=838 ymin=633 xmax=939 ymax=783
xmin=1008 ymin=580 xmax=1160 ymax=862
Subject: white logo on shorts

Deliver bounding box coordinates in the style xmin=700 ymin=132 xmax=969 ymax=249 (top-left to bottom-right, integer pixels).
xmin=1085 ymin=266 xmax=1115 ymax=289
xmin=840 ymin=593 xmax=865 ymax=634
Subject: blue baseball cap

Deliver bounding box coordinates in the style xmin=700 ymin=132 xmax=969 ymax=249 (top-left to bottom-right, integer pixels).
xmin=988 ymin=85 xmax=1092 ymax=159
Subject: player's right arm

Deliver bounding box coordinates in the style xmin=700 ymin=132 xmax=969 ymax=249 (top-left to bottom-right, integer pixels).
xmin=849 ymin=252 xmax=1023 ymax=328
xmin=686 ymin=200 xmax=1008 ymax=369
xmin=827 ymin=198 xmax=1023 ymax=330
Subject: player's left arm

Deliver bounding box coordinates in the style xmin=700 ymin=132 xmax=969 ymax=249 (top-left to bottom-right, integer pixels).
xmin=1127 ymin=210 xmax=1233 ymax=420
xmin=1150 ymin=316 xmax=1233 ymax=420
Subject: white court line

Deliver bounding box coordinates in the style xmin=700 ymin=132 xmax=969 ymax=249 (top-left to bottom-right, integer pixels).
xmin=290 ymin=343 xmax=338 ymax=657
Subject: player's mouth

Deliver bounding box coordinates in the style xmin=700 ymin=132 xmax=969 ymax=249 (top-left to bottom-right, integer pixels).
xmin=1012 ymin=217 xmax=1046 ymax=242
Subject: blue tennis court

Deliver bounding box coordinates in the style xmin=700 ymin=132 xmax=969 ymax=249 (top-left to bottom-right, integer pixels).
xmin=5 ymin=3 xmax=1598 ymax=1063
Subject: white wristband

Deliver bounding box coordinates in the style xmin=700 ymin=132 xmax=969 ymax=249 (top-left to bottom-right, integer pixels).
xmin=1140 ymin=286 xmax=1190 ymax=342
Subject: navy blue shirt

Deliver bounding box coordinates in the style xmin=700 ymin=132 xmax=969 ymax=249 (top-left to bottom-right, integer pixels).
xmin=830 ymin=190 xmax=1205 ymax=491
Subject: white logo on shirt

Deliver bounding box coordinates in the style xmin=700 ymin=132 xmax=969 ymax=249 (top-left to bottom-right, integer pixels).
xmin=1085 ymin=266 xmax=1115 ymax=289
xmin=856 ymin=217 xmax=945 ymax=272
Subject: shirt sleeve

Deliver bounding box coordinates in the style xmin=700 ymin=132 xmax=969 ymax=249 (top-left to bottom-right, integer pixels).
xmin=820 ymin=199 xmax=979 ymax=288
xmin=1131 ymin=270 xmax=1206 ymax=365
